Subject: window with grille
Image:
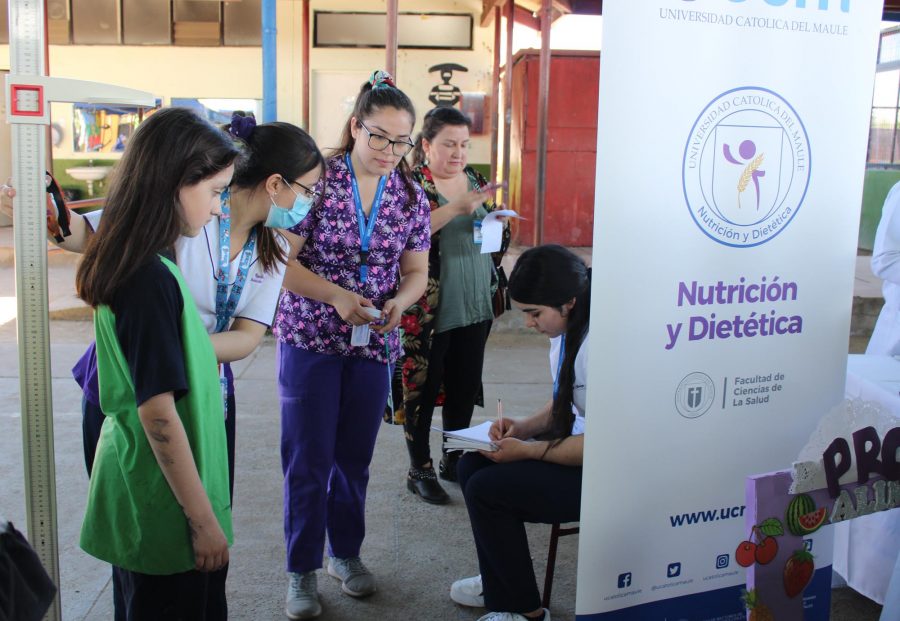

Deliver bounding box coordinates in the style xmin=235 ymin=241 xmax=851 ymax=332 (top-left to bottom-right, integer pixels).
xmin=0 ymin=0 xmax=262 ymax=46
xmin=869 ymin=27 xmax=900 ymax=166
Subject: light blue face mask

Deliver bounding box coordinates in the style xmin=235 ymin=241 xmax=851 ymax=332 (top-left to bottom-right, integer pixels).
xmin=265 ymin=179 xmax=314 ymax=229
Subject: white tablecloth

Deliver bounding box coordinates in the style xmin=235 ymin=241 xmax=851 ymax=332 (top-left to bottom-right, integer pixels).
xmin=834 ymin=354 xmax=900 ymax=605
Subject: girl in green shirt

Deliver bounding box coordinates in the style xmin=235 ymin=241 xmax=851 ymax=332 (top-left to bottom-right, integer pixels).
xmin=75 ymin=107 xmax=239 ymax=620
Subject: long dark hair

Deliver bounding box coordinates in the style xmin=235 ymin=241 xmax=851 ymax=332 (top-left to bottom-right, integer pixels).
xmin=334 ymin=71 xmax=418 ymax=200
xmin=508 ymin=244 xmax=591 ymax=441
xmin=77 ymin=107 xmax=240 ymax=307
xmin=228 ymin=119 xmax=325 ymax=274
xmin=411 ymin=106 xmax=472 ymax=168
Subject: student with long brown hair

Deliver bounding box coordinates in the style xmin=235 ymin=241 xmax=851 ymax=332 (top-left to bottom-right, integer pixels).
xmin=75 ymin=107 xmax=238 ymax=619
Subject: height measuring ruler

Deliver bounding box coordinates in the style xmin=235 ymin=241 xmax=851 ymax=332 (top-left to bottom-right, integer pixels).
xmin=8 ymin=2 xmax=60 ymax=619
xmin=5 ymin=2 xmax=153 ymax=617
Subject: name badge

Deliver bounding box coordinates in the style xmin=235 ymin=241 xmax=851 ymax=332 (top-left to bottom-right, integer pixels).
xmin=473 ymin=220 xmax=483 ymax=245
xmin=218 ymin=364 xmax=228 ymax=420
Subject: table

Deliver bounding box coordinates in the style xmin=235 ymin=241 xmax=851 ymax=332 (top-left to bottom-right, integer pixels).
xmin=834 ymin=354 xmax=900 ymax=605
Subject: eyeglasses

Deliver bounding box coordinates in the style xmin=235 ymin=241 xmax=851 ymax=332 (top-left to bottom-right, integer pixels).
xmin=287 ymin=178 xmax=322 ymax=202
xmin=357 ymin=120 xmax=414 ymax=157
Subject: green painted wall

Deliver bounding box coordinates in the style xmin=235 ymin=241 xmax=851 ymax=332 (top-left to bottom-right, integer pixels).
xmin=860 ymin=169 xmax=900 ymax=251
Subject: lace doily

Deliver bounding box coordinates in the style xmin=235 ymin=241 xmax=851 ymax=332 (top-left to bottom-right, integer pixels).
xmin=789 ymin=398 xmax=897 ymax=494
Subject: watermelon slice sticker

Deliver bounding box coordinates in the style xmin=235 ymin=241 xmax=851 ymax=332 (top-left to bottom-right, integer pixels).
xmin=797 ymin=507 xmax=827 ymax=534
xmin=786 ymin=494 xmax=828 ymax=535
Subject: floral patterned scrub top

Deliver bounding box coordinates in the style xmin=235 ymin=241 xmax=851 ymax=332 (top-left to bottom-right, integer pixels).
xmin=274 ymin=154 xmax=431 ymax=364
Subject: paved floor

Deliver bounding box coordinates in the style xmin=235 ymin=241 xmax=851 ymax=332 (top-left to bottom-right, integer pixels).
xmin=0 ymin=244 xmax=889 ymax=620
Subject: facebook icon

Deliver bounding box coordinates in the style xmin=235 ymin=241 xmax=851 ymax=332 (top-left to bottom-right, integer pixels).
xmin=617 ymin=572 xmax=632 ymax=588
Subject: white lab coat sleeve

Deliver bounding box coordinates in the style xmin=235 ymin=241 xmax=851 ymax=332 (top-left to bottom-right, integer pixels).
xmin=871 ymin=182 xmax=900 ymax=284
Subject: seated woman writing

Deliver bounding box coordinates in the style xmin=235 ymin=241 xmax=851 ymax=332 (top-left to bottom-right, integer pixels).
xmin=449 ymin=244 xmax=590 ymax=621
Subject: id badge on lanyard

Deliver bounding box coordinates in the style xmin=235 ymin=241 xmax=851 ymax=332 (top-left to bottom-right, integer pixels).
xmin=345 ymin=153 xmax=386 ymax=286
xmin=473 ymin=220 xmax=484 ymax=245
xmin=215 ymin=189 xmax=256 ymax=418
xmin=219 ymin=364 xmax=228 ymax=418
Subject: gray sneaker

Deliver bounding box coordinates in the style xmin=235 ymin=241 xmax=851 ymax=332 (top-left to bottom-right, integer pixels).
xmin=327 ymin=556 xmax=377 ymax=597
xmin=286 ymin=571 xmax=321 ymax=619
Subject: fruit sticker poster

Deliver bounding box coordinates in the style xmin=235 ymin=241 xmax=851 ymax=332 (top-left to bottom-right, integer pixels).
xmin=741 ymin=437 xmax=900 ymax=621
xmin=576 ymin=1 xmax=884 ymax=619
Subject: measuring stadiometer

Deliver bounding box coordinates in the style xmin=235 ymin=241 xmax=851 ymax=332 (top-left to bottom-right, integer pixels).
xmin=6 ymin=2 xmax=153 ymax=618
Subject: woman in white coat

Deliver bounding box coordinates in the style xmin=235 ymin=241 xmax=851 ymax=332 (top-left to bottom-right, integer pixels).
xmin=869 ymin=180 xmax=900 ymax=354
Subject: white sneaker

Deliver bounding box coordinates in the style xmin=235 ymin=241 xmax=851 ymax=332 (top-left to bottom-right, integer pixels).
xmin=450 ymin=575 xmax=485 ymax=608
xmin=327 ymin=556 xmax=377 ymax=597
xmin=477 ymin=610 xmax=551 ymax=621
xmin=285 ymin=571 xmax=322 ymax=619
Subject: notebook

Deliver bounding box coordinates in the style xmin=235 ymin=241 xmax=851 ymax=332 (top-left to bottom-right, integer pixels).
xmin=433 ymin=421 xmax=498 ymax=453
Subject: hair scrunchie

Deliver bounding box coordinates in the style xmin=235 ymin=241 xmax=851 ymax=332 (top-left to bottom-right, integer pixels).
xmin=227 ymin=113 xmax=256 ymax=141
xmin=369 ymin=70 xmax=396 ymax=90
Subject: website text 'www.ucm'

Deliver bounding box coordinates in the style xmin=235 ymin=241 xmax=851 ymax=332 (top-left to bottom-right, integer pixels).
xmin=669 ymin=505 xmax=745 ymax=528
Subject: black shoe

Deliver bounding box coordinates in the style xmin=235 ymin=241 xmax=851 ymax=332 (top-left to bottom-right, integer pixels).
xmin=438 ymin=452 xmax=460 ymax=483
xmin=407 ymin=468 xmax=449 ymax=504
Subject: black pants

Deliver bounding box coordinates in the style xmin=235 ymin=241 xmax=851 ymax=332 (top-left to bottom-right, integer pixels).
xmin=112 ymin=565 xmax=228 ymax=621
xmin=458 ymin=453 xmax=582 ymax=614
xmin=405 ymin=320 xmax=492 ymax=468
xmin=83 ymin=393 xmax=237 ymax=500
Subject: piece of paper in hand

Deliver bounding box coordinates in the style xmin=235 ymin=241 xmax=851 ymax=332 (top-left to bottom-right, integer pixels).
xmin=480 ymin=210 xmax=519 ymax=254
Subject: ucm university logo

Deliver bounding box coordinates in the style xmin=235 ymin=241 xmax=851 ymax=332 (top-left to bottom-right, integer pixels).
xmin=682 ymin=87 xmax=811 ymax=248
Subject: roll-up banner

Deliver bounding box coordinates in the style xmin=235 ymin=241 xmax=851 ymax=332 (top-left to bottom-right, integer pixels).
xmin=578 ymin=1 xmax=884 ymax=619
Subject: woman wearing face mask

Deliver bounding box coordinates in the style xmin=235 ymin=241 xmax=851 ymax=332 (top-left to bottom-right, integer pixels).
xmin=11 ymin=115 xmax=325 ymax=504
xmin=449 ymin=245 xmax=590 ymax=621
xmin=275 ymin=71 xmax=430 ymax=619
xmin=397 ymin=106 xmax=510 ymax=505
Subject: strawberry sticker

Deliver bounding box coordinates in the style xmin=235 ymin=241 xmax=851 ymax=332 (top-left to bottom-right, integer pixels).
xmin=783 ymin=549 xmax=815 ymax=598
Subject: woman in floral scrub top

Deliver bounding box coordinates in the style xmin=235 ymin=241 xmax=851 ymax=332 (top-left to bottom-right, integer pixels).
xmin=274 ymin=71 xmax=430 ymax=619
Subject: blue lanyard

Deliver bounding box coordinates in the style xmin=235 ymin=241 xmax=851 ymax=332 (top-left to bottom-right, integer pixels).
xmin=385 ymin=337 xmax=394 ymax=416
xmin=345 ymin=153 xmax=387 ymax=284
xmin=553 ymin=334 xmax=566 ymax=401
xmin=215 ymin=188 xmax=258 ymax=334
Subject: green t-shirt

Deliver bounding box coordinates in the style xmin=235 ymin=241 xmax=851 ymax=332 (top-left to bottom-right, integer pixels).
xmin=434 ymin=178 xmax=495 ymax=333
xmin=80 ymin=256 xmax=232 ymax=575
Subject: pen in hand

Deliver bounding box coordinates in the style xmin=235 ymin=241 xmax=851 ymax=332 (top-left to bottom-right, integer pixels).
xmin=494 ymin=398 xmax=510 ymax=441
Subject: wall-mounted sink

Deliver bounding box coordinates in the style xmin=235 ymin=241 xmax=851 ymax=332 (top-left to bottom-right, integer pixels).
xmin=66 ymin=165 xmax=113 ymax=197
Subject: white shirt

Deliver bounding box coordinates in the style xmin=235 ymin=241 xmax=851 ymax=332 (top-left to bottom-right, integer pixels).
xmin=549 ymin=331 xmax=588 ymax=435
xmin=869 ymin=182 xmax=900 ymax=354
xmin=86 ymin=209 xmax=286 ymax=332
xmin=175 ymin=216 xmax=287 ymax=332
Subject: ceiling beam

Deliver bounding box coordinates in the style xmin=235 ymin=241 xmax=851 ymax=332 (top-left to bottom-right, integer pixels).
xmin=552 ymin=0 xmax=573 ymax=14
xmin=513 ymin=4 xmax=541 ymax=30
xmin=481 ymin=0 xmax=507 ymax=27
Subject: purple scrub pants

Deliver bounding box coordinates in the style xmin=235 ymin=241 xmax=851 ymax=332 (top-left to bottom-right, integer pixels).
xmin=278 ymin=343 xmax=390 ymax=574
